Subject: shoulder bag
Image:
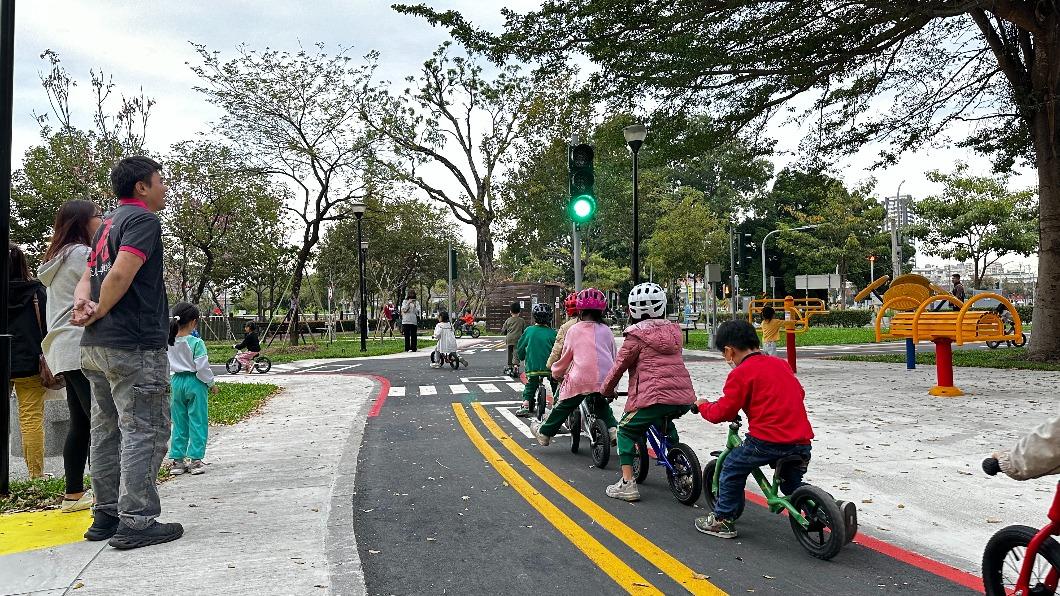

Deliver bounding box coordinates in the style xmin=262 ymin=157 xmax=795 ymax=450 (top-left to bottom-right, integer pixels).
xmin=32 ymin=294 xmax=66 ymax=390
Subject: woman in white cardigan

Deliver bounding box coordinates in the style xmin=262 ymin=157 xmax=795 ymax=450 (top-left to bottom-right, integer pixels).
xmin=38 ymin=200 xmax=102 ymax=512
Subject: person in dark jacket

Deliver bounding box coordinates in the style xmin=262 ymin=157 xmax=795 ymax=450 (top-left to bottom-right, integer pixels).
xmin=233 ymin=322 xmax=262 ymax=374
xmin=9 ymin=243 xmax=49 ymax=479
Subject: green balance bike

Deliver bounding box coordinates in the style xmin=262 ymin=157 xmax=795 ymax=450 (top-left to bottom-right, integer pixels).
xmin=702 ymin=415 xmax=858 ymax=560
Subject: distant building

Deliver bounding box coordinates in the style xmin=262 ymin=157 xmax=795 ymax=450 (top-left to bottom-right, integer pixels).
xmin=884 ymin=194 xmax=917 ymax=231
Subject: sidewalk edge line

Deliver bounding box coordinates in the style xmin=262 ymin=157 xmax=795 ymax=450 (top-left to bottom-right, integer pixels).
xmin=366 ymin=375 xmax=392 ymax=417
xmin=469 ymin=402 xmax=724 ymax=596
xmin=452 ymin=403 xmax=662 ymax=595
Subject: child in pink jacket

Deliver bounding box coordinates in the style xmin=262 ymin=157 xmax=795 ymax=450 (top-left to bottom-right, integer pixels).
xmin=601 ymin=283 xmax=696 ymax=502
xmin=531 ymin=288 xmax=618 ymax=447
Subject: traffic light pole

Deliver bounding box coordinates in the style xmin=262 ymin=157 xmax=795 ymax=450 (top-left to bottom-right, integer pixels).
xmin=0 ymin=0 xmax=14 ymax=497
xmin=572 ymin=222 xmax=583 ymax=292
xmin=728 ymin=226 xmax=737 ymax=316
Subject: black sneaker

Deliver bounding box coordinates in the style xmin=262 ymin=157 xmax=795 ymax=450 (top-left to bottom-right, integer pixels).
xmin=84 ymin=511 xmax=120 ymax=541
xmin=108 ymin=521 xmax=184 ymax=550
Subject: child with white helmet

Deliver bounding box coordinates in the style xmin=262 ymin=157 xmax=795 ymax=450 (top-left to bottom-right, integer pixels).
xmin=531 ymin=288 xmax=618 ymax=446
xmin=600 ymin=282 xmax=697 ymax=502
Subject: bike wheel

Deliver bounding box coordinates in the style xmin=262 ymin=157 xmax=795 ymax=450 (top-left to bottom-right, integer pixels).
xmin=226 ymin=358 xmax=241 ymax=374
xmin=700 ymin=459 xmax=745 ymax=519
xmin=590 ymin=419 xmax=610 ymax=469
xmin=631 ymin=440 xmax=650 ymax=484
xmin=665 ymin=443 xmax=702 ymax=506
xmin=568 ymin=410 xmax=582 ymax=453
xmin=471 ymin=327 xmax=481 ymax=338
xmin=982 ymin=524 xmax=1060 ymax=596
xmin=986 ymin=340 xmax=1001 ymax=350
xmin=1012 ymin=333 xmax=1028 ymax=347
xmin=254 ymin=356 xmax=272 ymax=374
xmin=449 ymin=352 xmax=459 ymax=370
xmin=454 ymin=327 xmax=463 ymax=339
xmin=535 ymin=386 xmax=547 ymax=421
xmin=788 ymin=485 xmax=846 ymax=560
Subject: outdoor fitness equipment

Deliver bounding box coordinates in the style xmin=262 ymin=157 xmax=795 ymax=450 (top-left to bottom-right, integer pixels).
xmin=855 ymin=274 xmax=1023 ymax=397
xmin=747 ymin=296 xmax=829 ymax=373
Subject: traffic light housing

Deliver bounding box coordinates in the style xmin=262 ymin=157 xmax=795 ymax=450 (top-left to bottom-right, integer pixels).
xmin=568 ymin=144 xmax=596 ymax=224
xmin=737 ymin=232 xmax=754 ymax=272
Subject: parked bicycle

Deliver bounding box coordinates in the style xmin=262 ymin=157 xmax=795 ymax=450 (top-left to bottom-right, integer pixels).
xmin=453 ymin=320 xmax=482 ymax=339
xmin=701 ymin=414 xmax=856 ymax=560
xmin=624 ymin=400 xmax=703 ymax=506
xmin=981 ymin=457 xmax=1060 ymax=595
xmin=226 ymin=350 xmax=272 ymax=374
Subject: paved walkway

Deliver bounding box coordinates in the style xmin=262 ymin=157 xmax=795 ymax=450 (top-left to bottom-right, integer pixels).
xmin=1 ymin=374 xmax=376 ymax=596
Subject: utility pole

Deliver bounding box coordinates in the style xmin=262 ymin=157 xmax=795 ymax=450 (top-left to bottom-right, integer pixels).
xmin=728 ymin=225 xmax=737 ymax=316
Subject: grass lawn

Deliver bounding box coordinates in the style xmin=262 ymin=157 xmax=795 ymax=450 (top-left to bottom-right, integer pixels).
xmin=206 ymin=337 xmax=435 ymax=364
xmin=684 ymin=326 xmax=893 ymax=350
xmin=831 ymin=347 xmax=1060 ymax=372
xmin=0 ymin=382 xmax=279 ymax=513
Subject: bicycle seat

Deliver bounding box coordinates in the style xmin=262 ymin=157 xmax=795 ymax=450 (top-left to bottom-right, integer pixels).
xmin=769 ymin=454 xmax=809 ymax=473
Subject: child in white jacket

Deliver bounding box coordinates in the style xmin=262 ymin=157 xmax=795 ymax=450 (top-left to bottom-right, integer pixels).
xmin=431 ymin=311 xmax=464 ymax=368
xmin=167 ymin=302 xmax=217 ymax=475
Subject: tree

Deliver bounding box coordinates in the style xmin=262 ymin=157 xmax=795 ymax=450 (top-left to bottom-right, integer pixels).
xmin=12 ymin=50 xmax=153 ymax=258
xmin=908 ymin=165 xmax=1038 ymax=289
xmin=190 ymin=43 xmax=377 ymax=343
xmin=361 ymin=43 xmax=573 ymax=276
xmin=644 ymin=187 xmax=728 ymax=281
xmin=582 ymin=254 xmax=630 ymax=292
xmin=396 ymin=1 xmax=1060 ymax=358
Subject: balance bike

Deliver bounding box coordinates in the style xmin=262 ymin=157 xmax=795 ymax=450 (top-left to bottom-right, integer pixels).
xmin=626 ymin=402 xmax=702 ymax=506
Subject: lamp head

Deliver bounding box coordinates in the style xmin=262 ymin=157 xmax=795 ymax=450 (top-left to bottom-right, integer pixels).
xmin=623 ymin=124 xmax=647 ymax=153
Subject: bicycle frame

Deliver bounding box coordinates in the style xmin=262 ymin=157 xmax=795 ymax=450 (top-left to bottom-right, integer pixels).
xmin=709 ymin=419 xmax=810 ymax=528
xmin=644 ymin=424 xmax=676 ymax=474
xmin=1011 ymin=482 xmax=1060 ymax=595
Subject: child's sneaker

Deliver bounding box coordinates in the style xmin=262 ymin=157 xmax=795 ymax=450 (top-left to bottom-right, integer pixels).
xmin=695 ymin=513 xmax=737 ymax=538
xmin=187 ymin=460 xmax=205 ymax=475
xmin=604 ymin=478 xmax=640 ymax=501
xmin=459 ymin=357 xmax=468 ymax=367
xmin=169 ymin=459 xmax=186 ymax=475
xmin=529 ymin=420 xmax=551 ymax=446
xmin=514 ymin=402 xmax=532 ymax=418
xmin=609 ymin=427 xmax=618 ymax=445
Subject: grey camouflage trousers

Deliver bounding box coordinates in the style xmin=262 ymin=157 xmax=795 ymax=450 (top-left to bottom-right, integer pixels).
xmin=82 ymin=346 xmax=172 ymax=530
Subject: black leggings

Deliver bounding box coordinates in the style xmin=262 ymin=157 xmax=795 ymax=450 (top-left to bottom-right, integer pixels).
xmin=403 ymin=324 xmax=419 ymax=352
xmin=63 ymin=369 xmax=92 ymax=494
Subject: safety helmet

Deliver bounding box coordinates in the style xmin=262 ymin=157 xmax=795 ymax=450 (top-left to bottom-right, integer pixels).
xmin=576 ymin=287 xmax=607 ymax=312
xmin=532 ymin=303 xmax=553 ymax=324
xmin=627 ymin=282 xmax=667 ymax=320
xmin=564 ymin=292 xmax=579 ymax=317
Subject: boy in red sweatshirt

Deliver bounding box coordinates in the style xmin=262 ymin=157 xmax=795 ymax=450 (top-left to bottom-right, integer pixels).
xmin=693 ymin=320 xmax=813 ymax=539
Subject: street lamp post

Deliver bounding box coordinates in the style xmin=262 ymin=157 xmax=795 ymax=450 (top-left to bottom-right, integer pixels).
xmin=761 ymin=224 xmax=821 ymax=295
xmin=0 ymin=0 xmax=15 ymax=497
xmin=623 ymin=124 xmax=647 ymax=285
xmin=351 ymin=203 xmax=368 ymax=352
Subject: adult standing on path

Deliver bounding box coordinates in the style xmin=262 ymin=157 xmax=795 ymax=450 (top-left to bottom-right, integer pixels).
xmin=951 ymin=274 xmax=966 ymax=309
xmin=401 ymin=290 xmax=421 ymax=352
xmin=39 ymin=200 xmax=104 ymax=512
xmin=8 ymin=243 xmax=49 ymax=479
xmin=72 ymin=156 xmax=183 ymax=549
xmin=381 ymin=300 xmax=395 ymax=338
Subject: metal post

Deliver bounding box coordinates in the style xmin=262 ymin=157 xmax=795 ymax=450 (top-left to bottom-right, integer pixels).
xmin=905 ymin=338 xmax=916 ymax=370
xmin=572 ymin=222 xmax=583 ymax=292
xmin=631 ymin=149 xmax=640 ymax=285
xmin=357 ymin=218 xmax=367 ymax=352
xmin=0 ymin=0 xmax=14 ymax=496
xmin=728 ymin=225 xmax=736 ymax=316
xmin=447 ymin=240 xmax=453 ymax=318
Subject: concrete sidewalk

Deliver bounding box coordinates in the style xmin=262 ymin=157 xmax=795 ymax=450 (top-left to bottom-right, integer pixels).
xmin=1 ymin=374 xmax=376 ymax=596
xmin=664 ymin=356 xmax=1059 ymax=573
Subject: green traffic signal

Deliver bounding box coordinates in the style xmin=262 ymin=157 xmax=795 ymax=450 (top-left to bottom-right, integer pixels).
xmin=568 ymin=194 xmax=596 ymax=223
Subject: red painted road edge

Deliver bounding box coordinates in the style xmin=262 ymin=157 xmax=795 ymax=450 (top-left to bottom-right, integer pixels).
xmin=743 ymin=491 xmax=984 ymax=593
xmin=365 ymin=374 xmax=392 ymax=417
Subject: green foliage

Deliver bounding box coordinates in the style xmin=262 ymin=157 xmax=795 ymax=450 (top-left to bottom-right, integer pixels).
xmin=809 ymin=309 xmax=874 ymax=328
xmin=645 ymin=187 xmax=728 ymax=280
xmin=582 ymin=253 xmax=630 ymax=292
xmin=209 ymin=382 xmax=280 ymax=425
xmin=907 ymin=165 xmax=1038 ymax=289
xmin=833 ymin=349 xmax=1060 ymax=371
xmin=0 ymin=476 xmax=75 ymax=513
xmin=684 ymin=326 xmax=886 ymax=350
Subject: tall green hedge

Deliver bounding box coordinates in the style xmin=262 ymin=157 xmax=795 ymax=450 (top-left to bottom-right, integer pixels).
xmin=701 ymin=309 xmax=873 ymax=328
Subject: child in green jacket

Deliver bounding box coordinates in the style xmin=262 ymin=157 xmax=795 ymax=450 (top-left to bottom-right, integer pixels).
xmin=515 ymin=303 xmax=558 ymax=417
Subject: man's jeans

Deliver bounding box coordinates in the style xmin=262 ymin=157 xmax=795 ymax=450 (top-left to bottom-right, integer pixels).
xmin=82 ymin=346 xmax=171 ymax=530
xmin=714 ymin=436 xmax=811 ymax=520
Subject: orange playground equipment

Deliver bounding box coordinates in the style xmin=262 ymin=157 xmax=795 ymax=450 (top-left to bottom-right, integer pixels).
xmin=747 ymin=296 xmax=829 ymax=373
xmin=855 ymin=274 xmax=1023 ymax=397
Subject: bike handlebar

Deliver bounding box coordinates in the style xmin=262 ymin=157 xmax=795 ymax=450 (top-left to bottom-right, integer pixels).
xmin=982 ymin=457 xmax=1001 ymax=476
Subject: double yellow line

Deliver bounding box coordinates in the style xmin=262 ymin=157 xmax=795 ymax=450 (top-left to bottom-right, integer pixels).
xmin=452 ymin=402 xmax=725 ymax=596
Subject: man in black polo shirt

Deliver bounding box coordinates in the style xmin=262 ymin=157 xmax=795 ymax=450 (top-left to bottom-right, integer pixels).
xmin=72 ymin=156 xmax=182 ymax=549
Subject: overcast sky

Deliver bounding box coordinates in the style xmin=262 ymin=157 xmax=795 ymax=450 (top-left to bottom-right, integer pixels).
xmin=9 ymin=1 xmax=1038 ymax=271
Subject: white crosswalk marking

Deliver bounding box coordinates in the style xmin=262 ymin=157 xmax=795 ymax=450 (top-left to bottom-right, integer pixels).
xmin=478 ymin=383 xmax=501 ymax=393
xmin=390 ymin=386 xmax=406 ymax=396
xmin=449 ymin=384 xmax=469 ymax=394
xmin=419 ymin=385 xmax=437 ymax=395
xmin=506 ymin=382 xmax=524 ymax=392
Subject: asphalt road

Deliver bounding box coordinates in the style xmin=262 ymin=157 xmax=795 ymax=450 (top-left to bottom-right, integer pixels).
xmin=252 ymin=340 xmax=978 ymax=596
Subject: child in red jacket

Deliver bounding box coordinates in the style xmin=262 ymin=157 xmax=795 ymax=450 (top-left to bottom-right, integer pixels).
xmin=693 ymin=319 xmax=814 ymax=539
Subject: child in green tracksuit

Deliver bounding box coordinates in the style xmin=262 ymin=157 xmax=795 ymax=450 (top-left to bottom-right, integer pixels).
xmin=167 ymin=302 xmax=218 ymax=476
xmin=515 ymin=303 xmax=558 ymax=417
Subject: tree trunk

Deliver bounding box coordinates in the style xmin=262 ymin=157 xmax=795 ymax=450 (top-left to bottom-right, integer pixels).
xmin=1026 ymin=108 xmax=1059 ymax=361
xmin=474 ymin=220 xmax=495 ymax=276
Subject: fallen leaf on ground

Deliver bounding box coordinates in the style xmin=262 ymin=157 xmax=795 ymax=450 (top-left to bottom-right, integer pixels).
xmin=987 ymin=517 xmax=1002 ymax=523
xmin=692 ymin=572 xmax=710 ymax=580
xmin=368 ymin=550 xmax=381 ymax=554
xmin=861 ymin=499 xmax=873 ymax=504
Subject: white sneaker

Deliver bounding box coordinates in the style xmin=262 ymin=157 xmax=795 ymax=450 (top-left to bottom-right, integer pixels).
xmin=169 ymin=459 xmax=187 ymax=475
xmin=187 ymin=460 xmax=206 ymax=475
xmin=605 ymin=478 xmax=640 ymax=502
xmin=609 ymin=427 xmax=618 ymax=445
xmin=60 ymin=490 xmax=94 ymax=513
xmin=530 ymin=420 xmax=551 ymax=446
